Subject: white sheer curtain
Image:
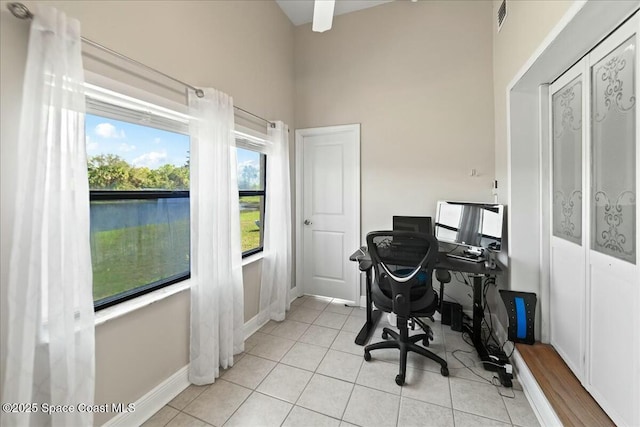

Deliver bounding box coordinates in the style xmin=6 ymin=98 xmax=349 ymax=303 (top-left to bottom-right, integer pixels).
xmin=259 ymin=122 xmax=293 ymax=323
xmin=188 ymin=89 xmax=244 ymax=385
xmin=1 ymin=5 xmax=95 ymax=427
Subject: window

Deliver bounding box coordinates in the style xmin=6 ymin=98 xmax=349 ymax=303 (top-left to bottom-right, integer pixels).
xmin=86 ymin=94 xmax=191 ymax=310
xmin=236 ymin=138 xmax=267 ymax=257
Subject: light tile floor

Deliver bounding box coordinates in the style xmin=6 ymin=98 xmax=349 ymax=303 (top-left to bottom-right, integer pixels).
xmin=144 ymin=295 xmax=539 ymax=427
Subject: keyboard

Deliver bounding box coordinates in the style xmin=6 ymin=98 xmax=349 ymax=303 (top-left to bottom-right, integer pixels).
xmin=446 ymin=253 xmax=485 ymax=263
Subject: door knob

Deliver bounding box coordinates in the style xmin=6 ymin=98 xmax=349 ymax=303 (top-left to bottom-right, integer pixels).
xmin=304 ymin=219 xmax=313 ymax=225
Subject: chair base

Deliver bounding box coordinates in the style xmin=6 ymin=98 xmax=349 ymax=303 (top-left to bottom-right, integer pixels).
xmin=364 ymin=325 xmax=448 ymax=386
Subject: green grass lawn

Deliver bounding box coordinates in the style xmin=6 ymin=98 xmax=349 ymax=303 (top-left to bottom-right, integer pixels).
xmin=240 ymin=209 xmax=261 ymax=252
xmin=240 ymin=195 xmax=262 ymax=253
xmin=92 ymin=204 xmax=262 ymax=302
xmin=91 ymin=219 xmax=190 ymax=301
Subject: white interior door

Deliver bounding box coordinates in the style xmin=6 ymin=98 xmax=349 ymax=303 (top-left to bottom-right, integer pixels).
xmin=585 ymin=19 xmax=639 ymax=426
xmin=549 ymin=62 xmax=586 ymax=381
xmin=295 ymin=124 xmax=360 ymax=303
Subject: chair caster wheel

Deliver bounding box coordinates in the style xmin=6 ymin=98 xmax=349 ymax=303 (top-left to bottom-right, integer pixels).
xmin=382 ymin=331 xmax=389 ymax=340
xmin=441 ymin=367 xmax=449 ymax=377
xmin=395 ymin=375 xmax=405 ymax=386
xmin=364 ymin=351 xmax=371 ymax=361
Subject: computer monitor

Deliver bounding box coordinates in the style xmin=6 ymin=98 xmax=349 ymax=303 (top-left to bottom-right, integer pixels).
xmin=434 ymin=201 xmax=504 ymax=251
xmin=393 ymin=216 xmax=433 ymax=235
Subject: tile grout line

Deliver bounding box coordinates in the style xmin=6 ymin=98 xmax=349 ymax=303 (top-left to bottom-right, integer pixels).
xmin=298 ymin=302 xmax=356 ymax=422
xmin=165 ymin=299 xmax=527 ymax=427
xmin=273 ymin=307 xmax=345 ymax=424
xmin=157 ymin=405 xmax=180 ymax=427
xmin=455 ymin=408 xmax=519 ymax=426
xmin=448 ymin=358 xmax=457 ymax=427
xmin=181 ymin=410 xmax=215 ymax=426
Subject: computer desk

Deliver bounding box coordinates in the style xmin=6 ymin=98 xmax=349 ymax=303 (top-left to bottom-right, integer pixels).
xmin=349 ymin=247 xmax=503 ymax=369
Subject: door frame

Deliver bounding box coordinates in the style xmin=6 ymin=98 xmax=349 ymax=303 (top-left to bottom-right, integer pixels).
xmin=507 ymin=2 xmax=640 ymax=425
xmin=294 ymin=124 xmax=361 ymax=303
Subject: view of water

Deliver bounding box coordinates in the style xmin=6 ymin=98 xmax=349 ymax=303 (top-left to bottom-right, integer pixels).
xmin=90 ymin=198 xmax=190 ymax=232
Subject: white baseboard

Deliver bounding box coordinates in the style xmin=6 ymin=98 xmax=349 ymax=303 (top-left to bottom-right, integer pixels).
xmin=290 ymin=286 xmax=300 ymax=301
xmin=104 ymin=306 xmax=284 ymax=427
xmin=244 ymin=289 xmax=301 ymax=340
xmin=101 ymin=365 xmax=189 ymax=427
xmin=244 ymin=310 xmax=270 ymax=340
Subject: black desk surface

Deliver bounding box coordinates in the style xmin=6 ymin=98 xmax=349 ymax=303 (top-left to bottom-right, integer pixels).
xmin=349 ymin=246 xmax=502 ymax=275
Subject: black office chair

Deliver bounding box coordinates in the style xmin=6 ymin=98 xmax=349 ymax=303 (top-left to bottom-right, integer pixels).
xmin=363 ymin=231 xmax=448 ymax=386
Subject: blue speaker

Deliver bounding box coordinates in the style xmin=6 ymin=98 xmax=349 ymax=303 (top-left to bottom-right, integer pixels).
xmin=499 ymin=290 xmax=536 ymax=345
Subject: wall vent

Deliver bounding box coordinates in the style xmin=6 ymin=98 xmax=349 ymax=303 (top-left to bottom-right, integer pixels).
xmin=497 ymin=0 xmax=507 ymax=32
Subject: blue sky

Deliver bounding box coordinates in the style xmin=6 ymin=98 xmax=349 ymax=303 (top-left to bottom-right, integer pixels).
xmin=237 ymin=147 xmax=259 ymax=169
xmin=86 ymin=114 xmax=190 ymax=169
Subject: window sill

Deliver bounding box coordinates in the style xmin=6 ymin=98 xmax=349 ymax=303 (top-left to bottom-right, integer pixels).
xmin=94 ymin=279 xmax=191 ymax=327
xmin=242 ymin=251 xmax=264 ymax=266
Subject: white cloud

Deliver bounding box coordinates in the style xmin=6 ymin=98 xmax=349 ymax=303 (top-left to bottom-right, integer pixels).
xmin=118 ymin=143 xmax=136 ymax=152
xmin=86 ymin=136 xmax=99 ymax=152
xmin=132 ymin=150 xmax=167 ymax=168
xmin=95 ymin=122 xmax=125 ymax=139
xmin=154 ymin=137 xmax=162 ymax=144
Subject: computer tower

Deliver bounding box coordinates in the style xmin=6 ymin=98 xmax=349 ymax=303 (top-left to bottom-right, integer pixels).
xmin=441 ymin=301 xmax=462 ymax=331
xmin=441 ymin=301 xmax=452 ymax=325
xmin=450 ymin=303 xmax=463 ymax=332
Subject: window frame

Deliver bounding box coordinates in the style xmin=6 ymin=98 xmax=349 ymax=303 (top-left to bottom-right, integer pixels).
xmin=86 ymin=86 xmax=191 ymax=311
xmin=239 ymin=164 xmax=267 ymax=258
xmin=235 ymin=129 xmax=269 ymax=258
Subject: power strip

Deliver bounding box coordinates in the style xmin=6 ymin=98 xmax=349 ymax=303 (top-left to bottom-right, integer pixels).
xmin=487 ymin=352 xmax=513 ymax=387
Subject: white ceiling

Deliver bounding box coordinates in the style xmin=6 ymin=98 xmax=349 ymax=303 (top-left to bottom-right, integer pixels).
xmin=276 ymin=0 xmax=394 ymax=26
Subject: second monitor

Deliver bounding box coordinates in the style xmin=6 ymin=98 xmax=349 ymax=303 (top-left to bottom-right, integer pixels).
xmin=392 ymin=216 xmax=433 ymax=235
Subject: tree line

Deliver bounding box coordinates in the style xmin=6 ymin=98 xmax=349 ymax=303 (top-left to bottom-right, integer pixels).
xmin=88 ymin=154 xmax=189 ymax=190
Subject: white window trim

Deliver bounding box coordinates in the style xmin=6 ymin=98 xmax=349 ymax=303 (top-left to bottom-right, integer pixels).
xmin=84 ymin=70 xmax=189 ymax=117
xmin=94 ymin=279 xmax=191 ymax=326
xmin=235 ymin=125 xmax=270 ymax=153
xmin=84 ymin=83 xmax=189 ymax=134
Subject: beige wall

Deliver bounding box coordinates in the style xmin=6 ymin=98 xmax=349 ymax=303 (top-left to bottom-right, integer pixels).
xmin=0 ymin=1 xmax=293 ymax=425
xmin=489 ymin=0 xmax=574 ymax=326
xmin=295 ymin=0 xmax=495 ymax=234
xmin=294 ymin=0 xmax=495 ymax=302
xmin=492 ymin=0 xmax=574 ymax=204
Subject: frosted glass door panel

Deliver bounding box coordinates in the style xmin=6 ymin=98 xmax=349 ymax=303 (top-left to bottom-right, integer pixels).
xmin=552 ymin=76 xmax=583 ymax=244
xmin=591 ymin=36 xmax=636 ymax=264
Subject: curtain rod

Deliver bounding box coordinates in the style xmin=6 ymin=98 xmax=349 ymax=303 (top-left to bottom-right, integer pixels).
xmin=7 ymin=2 xmax=276 ymax=128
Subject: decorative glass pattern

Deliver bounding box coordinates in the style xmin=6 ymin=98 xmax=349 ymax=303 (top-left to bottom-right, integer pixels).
xmin=552 ymin=76 xmax=583 ymax=244
xmin=591 ymin=36 xmax=636 ymax=264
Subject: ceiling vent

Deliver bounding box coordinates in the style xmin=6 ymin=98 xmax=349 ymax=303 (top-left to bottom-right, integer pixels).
xmin=497 ymin=0 xmax=507 ymax=32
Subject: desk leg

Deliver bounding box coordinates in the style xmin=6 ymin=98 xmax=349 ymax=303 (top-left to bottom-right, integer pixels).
xmin=460 ymin=274 xmax=511 ymax=384
xmin=463 ymin=274 xmax=490 ymax=365
xmin=355 ymin=268 xmax=382 ymax=346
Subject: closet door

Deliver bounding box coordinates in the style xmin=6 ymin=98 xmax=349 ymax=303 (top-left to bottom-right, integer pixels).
xmin=587 ymin=17 xmax=640 ymax=427
xmin=549 ymin=62 xmax=586 ymax=381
